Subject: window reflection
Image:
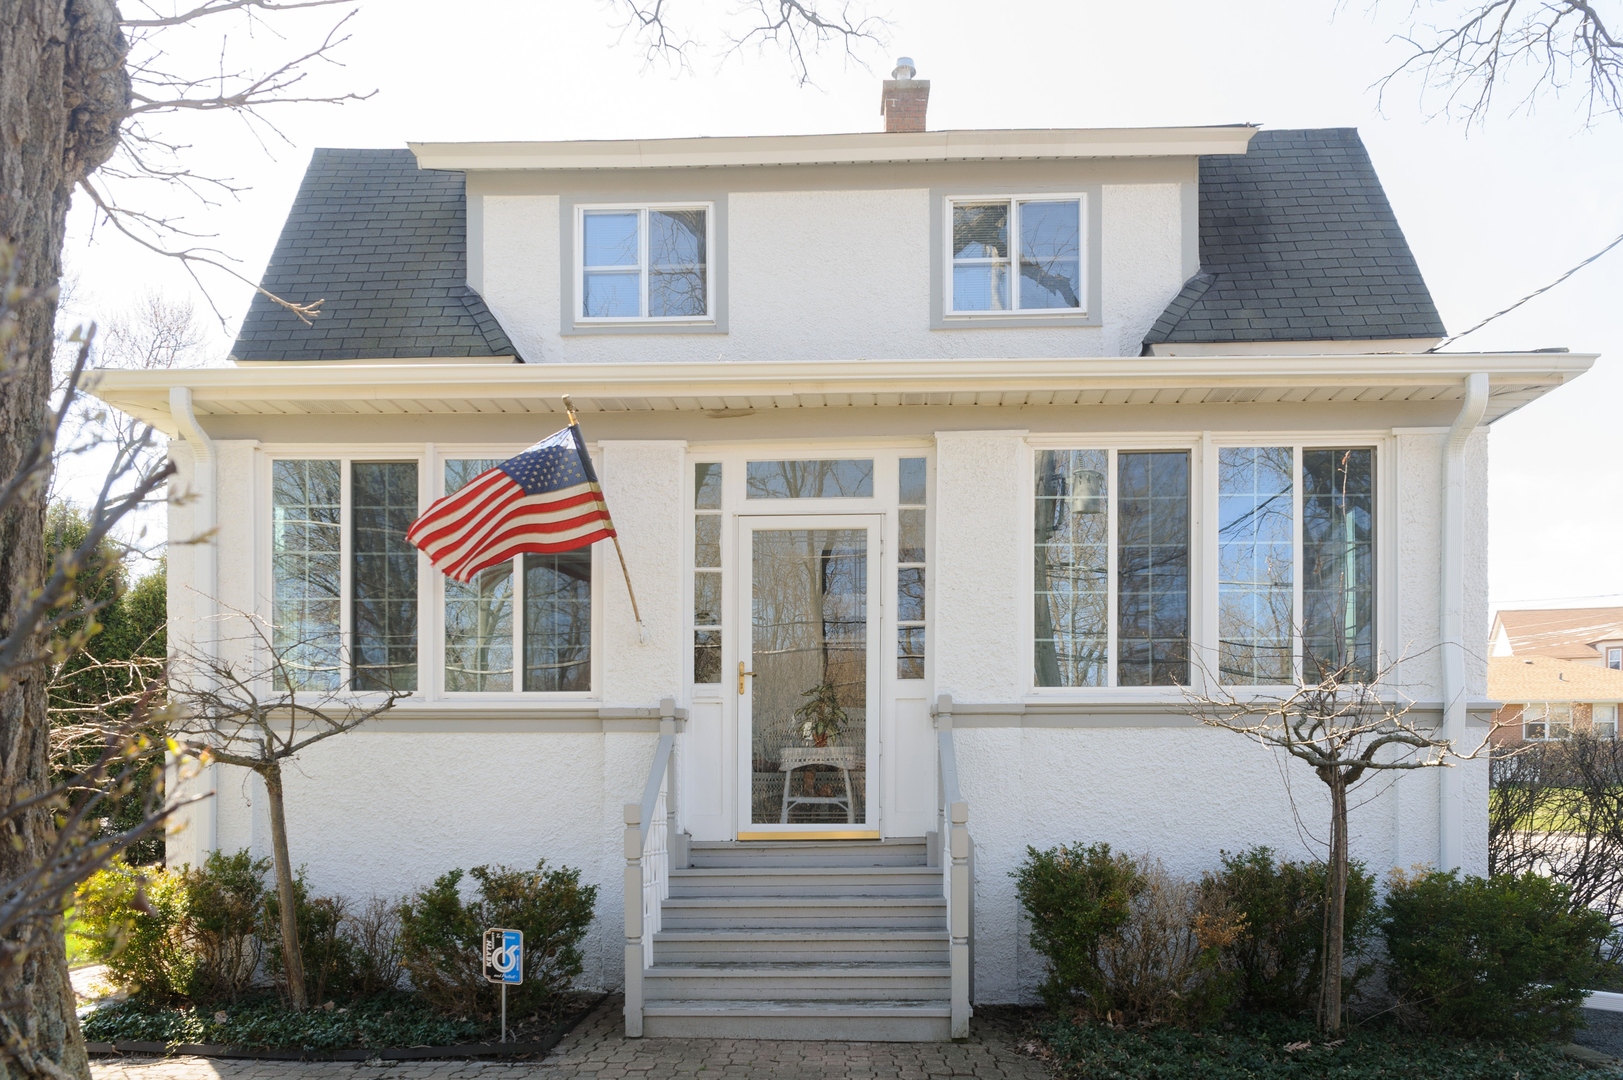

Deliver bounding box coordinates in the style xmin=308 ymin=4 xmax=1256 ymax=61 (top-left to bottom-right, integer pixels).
xmin=746 ymin=460 xmax=874 ymax=499
xmin=1218 ymin=447 xmax=1293 ymax=684
xmin=1303 ymin=449 xmax=1374 ymax=682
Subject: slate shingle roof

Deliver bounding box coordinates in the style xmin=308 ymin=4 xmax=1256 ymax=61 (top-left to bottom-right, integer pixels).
xmin=230 ymin=148 xmax=518 ymax=362
xmin=1142 ymin=128 xmax=1446 ymax=349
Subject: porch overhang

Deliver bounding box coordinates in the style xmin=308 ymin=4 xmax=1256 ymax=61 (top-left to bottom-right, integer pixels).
xmin=86 ymin=352 xmax=1595 ymax=438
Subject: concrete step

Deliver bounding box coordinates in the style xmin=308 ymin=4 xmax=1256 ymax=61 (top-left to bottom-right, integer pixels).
xmin=652 ymin=929 xmax=949 ymax=964
xmin=660 ymin=895 xmax=946 ymax=930
xmin=643 ymin=963 xmax=951 ymax=1001
xmin=687 ymin=839 xmax=929 ymax=868
xmin=669 ymin=866 xmax=943 ymax=897
xmin=640 ymin=998 xmax=953 ymax=1041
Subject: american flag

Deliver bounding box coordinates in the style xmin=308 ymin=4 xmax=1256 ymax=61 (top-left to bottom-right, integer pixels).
xmin=407 ymin=423 xmax=616 ymax=583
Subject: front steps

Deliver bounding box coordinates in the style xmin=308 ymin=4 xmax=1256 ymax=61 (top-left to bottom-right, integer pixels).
xmin=640 ymin=838 xmax=954 ymax=1041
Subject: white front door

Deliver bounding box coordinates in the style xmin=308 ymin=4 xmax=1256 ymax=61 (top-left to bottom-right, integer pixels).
xmin=736 ymin=515 xmax=882 ymax=839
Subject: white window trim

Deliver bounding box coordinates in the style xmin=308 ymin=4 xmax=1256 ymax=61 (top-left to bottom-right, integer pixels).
xmin=1522 ymin=701 xmax=1575 ymax=741
xmin=1022 ymin=432 xmax=1392 ymax=700
xmin=259 ymin=444 xmax=601 ymax=705
xmin=575 ymin=201 xmax=716 ymax=324
xmin=944 ymin=193 xmax=1089 ymax=318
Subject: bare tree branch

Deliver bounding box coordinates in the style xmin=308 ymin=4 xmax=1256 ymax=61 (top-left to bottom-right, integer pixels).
xmin=1377 ymin=0 xmax=1623 ymax=125
xmin=609 ymin=0 xmax=889 ymax=86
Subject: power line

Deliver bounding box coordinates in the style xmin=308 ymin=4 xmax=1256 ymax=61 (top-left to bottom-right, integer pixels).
xmin=1430 ymin=229 xmax=1623 ymax=351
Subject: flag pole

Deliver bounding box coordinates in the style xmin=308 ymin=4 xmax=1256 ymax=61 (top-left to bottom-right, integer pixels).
xmin=563 ymin=396 xmax=650 ymax=645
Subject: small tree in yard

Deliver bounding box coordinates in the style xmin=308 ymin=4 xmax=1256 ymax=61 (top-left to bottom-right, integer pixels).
xmin=1185 ymin=654 xmax=1486 ymax=1034
xmin=167 ymin=612 xmax=407 ymax=1011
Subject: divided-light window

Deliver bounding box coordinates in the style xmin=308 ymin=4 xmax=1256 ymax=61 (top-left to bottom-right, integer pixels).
xmin=950 ymin=197 xmax=1084 ymax=314
xmin=269 ymin=457 xmax=592 ymax=697
xmin=580 ymin=205 xmax=709 ymax=321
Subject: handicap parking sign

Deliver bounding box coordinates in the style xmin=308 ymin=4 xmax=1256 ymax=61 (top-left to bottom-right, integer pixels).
xmin=482 ymin=927 xmax=523 ymax=985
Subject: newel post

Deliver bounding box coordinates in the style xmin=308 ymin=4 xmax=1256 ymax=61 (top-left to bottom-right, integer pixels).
xmin=949 ymin=799 xmax=971 ymax=1039
xmin=623 ymin=802 xmax=644 ymax=1037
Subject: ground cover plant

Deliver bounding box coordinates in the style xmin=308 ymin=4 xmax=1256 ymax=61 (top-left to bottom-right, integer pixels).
xmin=79 ymin=994 xmax=487 ymax=1051
xmin=1039 ymin=1014 xmax=1594 ymax=1080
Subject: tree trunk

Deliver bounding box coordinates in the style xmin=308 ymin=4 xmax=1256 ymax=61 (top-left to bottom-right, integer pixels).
xmin=0 ymin=4 xmax=128 ymax=1078
xmin=259 ymin=761 xmax=308 ymax=1010
xmin=1321 ymin=765 xmax=1349 ymax=1035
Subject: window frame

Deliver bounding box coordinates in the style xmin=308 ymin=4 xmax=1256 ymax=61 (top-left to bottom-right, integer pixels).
xmin=934 ymin=189 xmax=1101 ymax=329
xmin=260 ymin=445 xmax=600 ymax=705
xmin=1593 ymin=702 xmax=1619 ymax=739
xmin=1608 ymin=647 xmax=1622 ymax=670
xmin=1522 ymin=701 xmax=1574 ymax=742
xmin=572 ymin=201 xmax=717 ymax=327
xmin=1023 ymin=433 xmax=1392 ymax=699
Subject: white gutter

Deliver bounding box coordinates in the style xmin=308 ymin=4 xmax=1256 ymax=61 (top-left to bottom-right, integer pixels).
xmin=1439 ymin=372 xmax=1489 ymax=870
xmin=169 ymin=386 xmax=218 ymax=859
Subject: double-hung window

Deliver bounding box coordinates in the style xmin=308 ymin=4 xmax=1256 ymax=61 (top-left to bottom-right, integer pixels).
xmin=949 ymin=196 xmax=1084 ymax=314
xmin=1035 ymin=448 xmax=1191 ymax=687
xmin=1522 ymin=702 xmax=1573 ymax=741
xmin=271 ymin=459 xmax=419 ymax=693
xmin=1609 ymin=647 xmax=1622 ymax=670
xmin=1593 ymin=704 xmax=1619 ymax=739
xmin=579 ymin=205 xmax=710 ymax=321
xmin=1215 ymin=446 xmax=1375 ymax=685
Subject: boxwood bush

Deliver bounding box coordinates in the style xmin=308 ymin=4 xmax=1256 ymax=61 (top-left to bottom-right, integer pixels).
xmin=1012 ymin=842 xmax=1142 ymax=1012
xmin=1202 ymin=846 xmax=1377 ymax=1018
xmin=1382 ymin=869 xmax=1613 ymax=1041
xmin=397 ymin=860 xmax=597 ymax=1020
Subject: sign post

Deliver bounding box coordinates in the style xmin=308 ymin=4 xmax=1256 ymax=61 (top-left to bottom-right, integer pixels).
xmin=482 ymin=927 xmax=523 ymax=1043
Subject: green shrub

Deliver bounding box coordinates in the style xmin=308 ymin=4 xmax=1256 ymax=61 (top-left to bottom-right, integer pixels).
xmin=1382 ymin=869 xmax=1612 ymax=1041
xmin=1202 ymin=846 xmax=1377 ymax=1018
xmin=263 ymin=873 xmax=359 ymax=1005
xmin=75 ymin=850 xmax=268 ymax=1004
xmin=398 ymin=860 xmax=597 ymax=1019
xmin=1013 ymin=843 xmax=1143 ymax=1012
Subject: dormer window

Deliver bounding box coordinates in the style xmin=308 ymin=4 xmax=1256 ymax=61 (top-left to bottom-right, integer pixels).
xmin=948 ymin=196 xmax=1085 ymax=314
xmin=578 ymin=204 xmax=711 ymax=321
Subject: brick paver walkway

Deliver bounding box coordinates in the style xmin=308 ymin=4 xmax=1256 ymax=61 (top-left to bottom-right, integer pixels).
xmin=89 ymin=995 xmax=1054 ymax=1080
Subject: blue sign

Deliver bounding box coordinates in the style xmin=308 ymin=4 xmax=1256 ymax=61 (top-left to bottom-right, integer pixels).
xmin=482 ymin=927 xmax=523 ymax=985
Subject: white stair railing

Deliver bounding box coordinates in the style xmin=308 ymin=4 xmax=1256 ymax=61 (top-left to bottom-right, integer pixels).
xmin=934 ymin=693 xmax=974 ymax=1039
xmin=623 ymin=698 xmax=681 ymax=1038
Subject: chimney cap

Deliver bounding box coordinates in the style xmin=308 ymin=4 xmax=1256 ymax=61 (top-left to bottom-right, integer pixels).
xmin=891 ymin=57 xmax=916 ymax=80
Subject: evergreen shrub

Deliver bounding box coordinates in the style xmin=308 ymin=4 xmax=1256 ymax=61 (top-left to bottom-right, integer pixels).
xmin=1201 ymin=846 xmax=1377 ymax=1017
xmin=1012 ymin=843 xmax=1143 ymax=1012
xmin=397 ymin=860 xmax=597 ymax=1019
xmin=1381 ymin=869 xmax=1613 ymax=1041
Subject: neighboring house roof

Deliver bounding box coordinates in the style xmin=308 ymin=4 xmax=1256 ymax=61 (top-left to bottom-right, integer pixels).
xmin=230 ymin=148 xmax=519 ymax=362
xmin=1489 ymin=656 xmax=1623 ymax=704
xmin=1142 ymin=128 xmax=1446 ymax=349
xmin=1492 ymin=607 xmax=1623 ymax=661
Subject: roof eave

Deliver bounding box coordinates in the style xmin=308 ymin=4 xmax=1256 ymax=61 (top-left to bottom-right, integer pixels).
xmin=85 ymin=350 xmax=1596 ymax=437
xmin=408 ymin=126 xmax=1260 ymax=172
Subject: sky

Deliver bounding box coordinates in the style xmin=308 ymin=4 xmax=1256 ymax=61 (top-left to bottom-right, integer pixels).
xmin=62 ymin=0 xmax=1623 ymax=614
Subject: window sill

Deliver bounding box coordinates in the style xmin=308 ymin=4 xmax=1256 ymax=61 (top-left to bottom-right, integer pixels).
xmin=564 ymin=318 xmax=724 ymax=337
xmin=934 ymin=311 xmax=1100 ymax=330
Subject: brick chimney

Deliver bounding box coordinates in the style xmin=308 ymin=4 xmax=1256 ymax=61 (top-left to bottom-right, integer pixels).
xmin=880 ymin=57 xmax=929 ymax=133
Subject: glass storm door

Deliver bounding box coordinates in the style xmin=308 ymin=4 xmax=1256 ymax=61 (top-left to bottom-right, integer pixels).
xmin=738 ymin=517 xmax=880 ymax=839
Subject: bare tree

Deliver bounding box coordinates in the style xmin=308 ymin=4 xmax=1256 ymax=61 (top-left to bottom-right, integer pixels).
xmin=609 ymin=0 xmax=890 ymax=86
xmin=0 ymin=5 xmax=373 ymax=1071
xmin=1184 ymin=654 xmax=1488 ymax=1034
xmin=1491 ymin=732 xmax=1623 ymax=926
xmin=167 ymin=612 xmax=406 ymax=1011
xmin=1378 ymin=0 xmax=1623 ymax=125
xmin=0 ymin=251 xmax=199 ymax=1078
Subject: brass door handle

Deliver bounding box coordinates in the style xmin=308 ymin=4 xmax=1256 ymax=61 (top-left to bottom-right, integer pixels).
xmin=738 ymin=661 xmax=756 ymax=694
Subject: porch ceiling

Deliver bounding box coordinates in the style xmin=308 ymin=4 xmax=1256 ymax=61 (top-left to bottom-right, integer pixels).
xmin=85 ymin=353 xmax=1594 ymax=437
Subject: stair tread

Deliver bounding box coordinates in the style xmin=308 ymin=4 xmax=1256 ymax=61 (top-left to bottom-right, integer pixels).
xmin=654 ymin=929 xmax=947 ymax=939
xmin=647 ymin=963 xmax=950 ymax=974
xmin=664 ymin=895 xmax=944 ymax=906
xmin=643 ymin=999 xmax=951 ymax=1016
xmin=674 ymin=866 xmax=939 ymax=874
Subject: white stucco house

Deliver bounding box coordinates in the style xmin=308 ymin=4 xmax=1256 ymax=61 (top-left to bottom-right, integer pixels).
xmin=90 ymin=67 xmax=1594 ymax=1040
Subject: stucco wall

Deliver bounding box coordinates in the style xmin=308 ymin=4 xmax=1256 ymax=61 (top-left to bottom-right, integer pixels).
xmin=475 ymin=181 xmax=1185 ymax=364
